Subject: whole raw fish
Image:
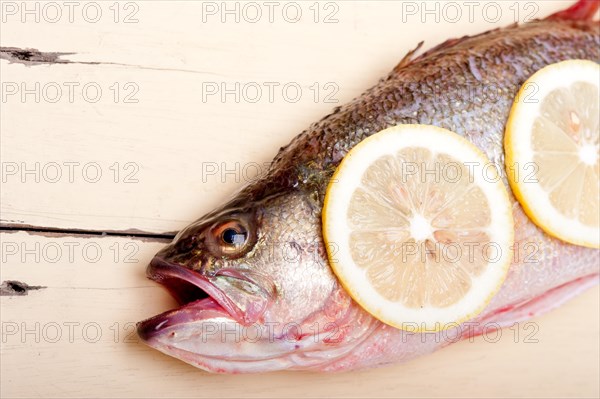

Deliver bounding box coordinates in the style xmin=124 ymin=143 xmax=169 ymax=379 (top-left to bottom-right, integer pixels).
xmin=137 ymin=0 xmax=600 ymax=373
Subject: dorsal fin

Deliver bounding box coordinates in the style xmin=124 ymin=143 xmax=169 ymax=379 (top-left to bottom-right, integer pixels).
xmin=392 ymin=41 xmax=424 ymax=72
xmin=548 ymin=0 xmax=599 ymax=21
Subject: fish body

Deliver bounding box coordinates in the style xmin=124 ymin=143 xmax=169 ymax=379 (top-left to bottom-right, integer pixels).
xmin=138 ymin=1 xmax=600 ymax=373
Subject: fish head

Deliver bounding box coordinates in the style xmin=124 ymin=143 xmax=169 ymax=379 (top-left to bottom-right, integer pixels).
xmin=137 ymin=191 xmax=377 ymax=372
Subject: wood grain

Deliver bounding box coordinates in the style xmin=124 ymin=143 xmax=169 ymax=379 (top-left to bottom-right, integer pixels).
xmin=1 ymin=231 xmax=598 ymax=398
xmin=2 ymin=0 xmax=576 ymax=233
xmin=1 ymin=1 xmax=598 ymax=398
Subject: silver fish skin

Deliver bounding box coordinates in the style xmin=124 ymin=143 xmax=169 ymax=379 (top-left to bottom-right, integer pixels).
xmin=137 ymin=1 xmax=600 ymax=373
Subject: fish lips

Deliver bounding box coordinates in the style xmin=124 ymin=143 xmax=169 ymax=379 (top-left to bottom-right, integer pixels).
xmin=137 ymin=296 xmax=230 ymax=343
xmin=137 ymin=257 xmax=252 ymax=342
xmin=137 ymin=295 xmax=303 ymax=373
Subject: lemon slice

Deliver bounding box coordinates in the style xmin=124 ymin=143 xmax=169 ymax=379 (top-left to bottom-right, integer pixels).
xmin=323 ymin=125 xmax=514 ymax=331
xmin=505 ymin=60 xmax=599 ymax=248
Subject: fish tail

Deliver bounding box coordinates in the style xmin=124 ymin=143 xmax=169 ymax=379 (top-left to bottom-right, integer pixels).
xmin=547 ymin=0 xmax=599 ymax=21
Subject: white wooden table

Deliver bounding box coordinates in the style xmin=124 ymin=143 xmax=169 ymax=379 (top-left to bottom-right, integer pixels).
xmin=1 ymin=1 xmax=598 ymax=397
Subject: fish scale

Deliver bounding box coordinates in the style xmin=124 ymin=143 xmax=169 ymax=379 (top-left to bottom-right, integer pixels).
xmin=138 ymin=1 xmax=600 ymax=373
xmin=254 ymin=20 xmax=599 ymax=206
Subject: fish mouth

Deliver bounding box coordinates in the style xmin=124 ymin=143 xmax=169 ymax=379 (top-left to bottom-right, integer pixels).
xmin=136 ymin=257 xmax=299 ymax=373
xmin=136 ymin=257 xmax=363 ymax=372
xmin=137 ymin=257 xmax=247 ymax=342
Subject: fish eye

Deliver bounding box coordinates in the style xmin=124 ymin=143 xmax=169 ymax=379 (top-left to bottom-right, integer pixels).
xmin=221 ymin=227 xmax=247 ymax=246
xmin=209 ymin=218 xmax=254 ymax=258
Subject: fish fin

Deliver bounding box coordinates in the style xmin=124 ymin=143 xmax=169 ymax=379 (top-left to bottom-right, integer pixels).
xmin=392 ymin=28 xmax=507 ymax=73
xmin=548 ymin=0 xmax=599 ymax=21
xmin=412 ymin=35 xmax=478 ymax=58
xmin=393 ymin=2 xmax=598 ymax=75
xmin=392 ymin=41 xmax=424 ymax=72
xmin=462 ymin=273 xmax=600 ymax=340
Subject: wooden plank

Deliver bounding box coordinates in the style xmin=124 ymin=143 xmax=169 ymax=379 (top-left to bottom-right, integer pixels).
xmin=2 ymin=1 xmax=599 ymax=397
xmin=1 ymin=231 xmax=599 ymax=398
xmin=1 ymin=0 xmax=574 ymax=233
